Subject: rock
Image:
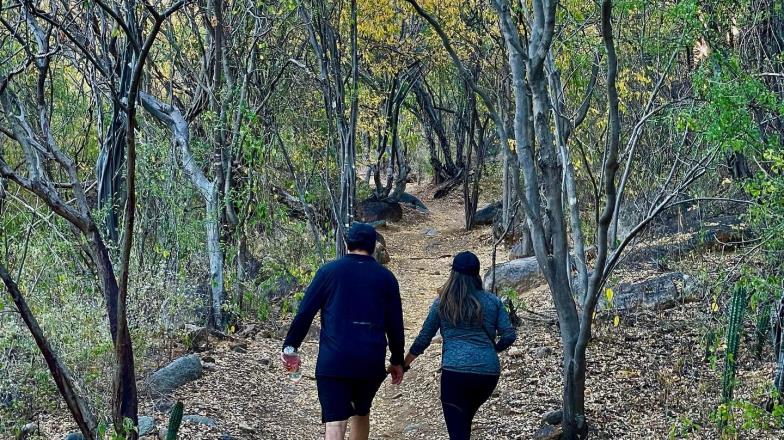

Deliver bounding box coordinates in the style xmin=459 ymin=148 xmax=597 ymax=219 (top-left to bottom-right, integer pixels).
xmin=230 ymin=342 xmax=248 ymax=354
xmin=154 ymin=399 xmax=175 ymax=413
xmin=368 ymin=220 xmax=387 ymax=229
xmin=398 ymin=192 xmax=429 ymax=213
xmin=483 ymin=257 xmax=544 ymax=294
xmin=601 ymin=272 xmax=699 ymax=312
xmin=201 ymin=355 xmax=216 ymax=363
xmin=237 ymin=324 xmax=258 ymax=339
xmin=183 ymin=324 xmax=210 ymax=352
xmin=533 ymin=423 xmax=562 ymax=440
xmin=183 ymin=415 xmax=217 ymax=427
xmin=148 ymin=355 xmax=203 ymax=396
xmin=532 ymin=347 xmax=551 ymax=358
xmin=259 ymin=355 xmax=271 ymax=366
xmin=474 ymin=201 xmax=501 ymax=226
xmin=238 ymin=423 xmax=255 ymax=433
xmin=507 ymin=347 xmax=524 ymax=357
xmin=203 ymin=362 xmax=217 ymax=371
xmin=138 ymin=416 xmax=156 ymax=437
xmin=18 ymin=423 xmax=38 ymax=440
xmin=509 ymin=237 xmax=534 ymax=260
xmin=542 ymin=409 xmax=563 ymax=425
xmin=374 ymin=239 xmax=391 ymax=265
xmin=403 ymin=423 xmax=421 ymax=434
xmin=423 ymin=227 xmax=438 ymax=237
xmin=357 ymin=198 xmax=403 ymax=223
xmin=64 ymin=433 xmax=85 ymax=440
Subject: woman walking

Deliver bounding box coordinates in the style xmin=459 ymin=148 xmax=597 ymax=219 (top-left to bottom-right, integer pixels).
xmin=405 ymin=251 xmax=517 ymax=440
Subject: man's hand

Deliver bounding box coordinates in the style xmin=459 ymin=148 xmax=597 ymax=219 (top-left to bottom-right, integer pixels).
xmin=281 ymin=351 xmax=302 ymax=372
xmin=387 ymin=364 xmax=404 ymax=385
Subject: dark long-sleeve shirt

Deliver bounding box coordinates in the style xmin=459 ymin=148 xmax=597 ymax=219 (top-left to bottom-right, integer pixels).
xmin=409 ymin=291 xmax=516 ymax=375
xmin=283 ymin=253 xmax=404 ymax=379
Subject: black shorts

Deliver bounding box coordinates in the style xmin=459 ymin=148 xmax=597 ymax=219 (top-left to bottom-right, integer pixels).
xmin=316 ymin=376 xmax=385 ymax=423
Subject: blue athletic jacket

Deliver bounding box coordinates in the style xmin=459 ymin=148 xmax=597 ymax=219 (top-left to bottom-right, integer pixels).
xmin=283 ymin=254 xmax=405 ymax=379
xmin=409 ymin=291 xmax=516 ymax=375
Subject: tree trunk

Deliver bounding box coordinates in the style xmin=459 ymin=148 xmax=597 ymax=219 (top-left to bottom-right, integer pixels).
xmin=0 ymin=264 xmax=99 ymax=439
xmin=206 ymin=189 xmax=225 ymax=328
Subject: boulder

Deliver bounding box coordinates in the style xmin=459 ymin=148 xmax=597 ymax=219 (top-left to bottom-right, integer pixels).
xmin=64 ymin=433 xmax=85 ymax=440
xmin=398 ymin=192 xmax=429 ymax=213
xmin=601 ymin=272 xmax=698 ymax=312
xmin=508 ymin=237 xmax=533 ymax=260
xmin=357 ymin=199 xmax=403 ymax=223
xmin=474 ymin=201 xmax=501 ymax=226
xmin=148 ymin=355 xmax=203 ymax=396
xmin=138 ymin=416 xmax=156 ymax=437
xmin=483 ymin=257 xmax=544 ymax=294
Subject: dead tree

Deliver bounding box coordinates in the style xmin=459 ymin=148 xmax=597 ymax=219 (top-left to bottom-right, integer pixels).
xmin=298 ymin=0 xmax=359 ymax=256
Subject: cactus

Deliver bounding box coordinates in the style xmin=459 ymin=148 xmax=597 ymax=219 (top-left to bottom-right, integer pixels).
xmin=722 ymin=285 xmax=748 ymax=405
xmin=755 ymin=302 xmax=771 ymax=359
xmin=165 ymin=401 xmax=184 ymax=440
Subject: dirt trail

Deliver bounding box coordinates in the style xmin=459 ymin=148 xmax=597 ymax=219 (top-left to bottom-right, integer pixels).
xmin=37 ymin=175 xmax=784 ymax=440
xmin=169 ymin=186 xmax=506 ymax=440
xmin=42 ymin=184 xmax=784 ymax=439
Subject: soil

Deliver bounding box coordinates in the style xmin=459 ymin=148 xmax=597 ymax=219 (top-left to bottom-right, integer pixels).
xmin=39 ymin=184 xmax=784 ymax=439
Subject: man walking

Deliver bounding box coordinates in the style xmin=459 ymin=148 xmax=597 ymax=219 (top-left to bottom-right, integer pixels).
xmin=282 ymin=223 xmax=405 ymax=440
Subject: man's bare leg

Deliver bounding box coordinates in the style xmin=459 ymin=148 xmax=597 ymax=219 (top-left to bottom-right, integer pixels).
xmin=325 ymin=421 xmax=348 ymax=440
xmin=348 ymin=415 xmax=370 ymax=440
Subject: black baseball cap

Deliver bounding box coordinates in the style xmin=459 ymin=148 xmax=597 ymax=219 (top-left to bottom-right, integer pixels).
xmin=452 ymin=251 xmax=480 ymax=276
xmin=346 ymin=222 xmax=377 ymax=253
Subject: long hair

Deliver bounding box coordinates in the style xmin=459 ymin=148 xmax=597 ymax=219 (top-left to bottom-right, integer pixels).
xmin=438 ymin=270 xmax=484 ymax=326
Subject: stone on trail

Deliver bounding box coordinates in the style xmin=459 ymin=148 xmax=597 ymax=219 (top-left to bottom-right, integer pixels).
xmin=483 ymin=256 xmax=545 ymax=294
xmin=182 ymin=415 xmax=218 ymax=427
xmin=138 ymin=415 xmax=156 ymax=437
xmin=533 ymin=423 xmax=562 ymax=440
xmin=474 ymin=201 xmax=501 ymax=226
xmin=64 ymin=433 xmax=84 ymax=440
xmin=357 ymin=198 xmax=403 ymax=223
xmin=541 ymin=409 xmax=563 ymax=425
xmin=600 ymin=272 xmax=699 ymax=312
xmin=423 ymin=227 xmax=438 ymax=237
xmin=148 ymin=354 xmax=203 ymax=396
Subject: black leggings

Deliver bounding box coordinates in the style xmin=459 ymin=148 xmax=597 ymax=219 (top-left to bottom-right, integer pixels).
xmin=440 ymin=369 xmax=500 ymax=440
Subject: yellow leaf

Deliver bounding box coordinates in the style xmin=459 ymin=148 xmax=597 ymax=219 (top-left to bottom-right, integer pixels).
xmin=605 ymin=288 xmax=614 ymax=304
xmin=711 ymin=302 xmax=719 ymax=313
xmin=613 ymin=315 xmax=620 ymax=327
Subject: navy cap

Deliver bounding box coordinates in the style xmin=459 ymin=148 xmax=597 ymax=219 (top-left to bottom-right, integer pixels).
xmin=346 ymin=222 xmax=377 ymax=250
xmin=452 ymin=251 xmax=480 ymax=276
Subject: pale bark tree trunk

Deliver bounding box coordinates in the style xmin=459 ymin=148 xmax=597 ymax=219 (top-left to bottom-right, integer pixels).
xmin=140 ymin=93 xmax=225 ymax=329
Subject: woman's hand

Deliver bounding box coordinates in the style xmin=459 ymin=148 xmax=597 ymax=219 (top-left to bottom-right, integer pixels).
xmin=403 ymin=352 xmax=417 ymax=372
